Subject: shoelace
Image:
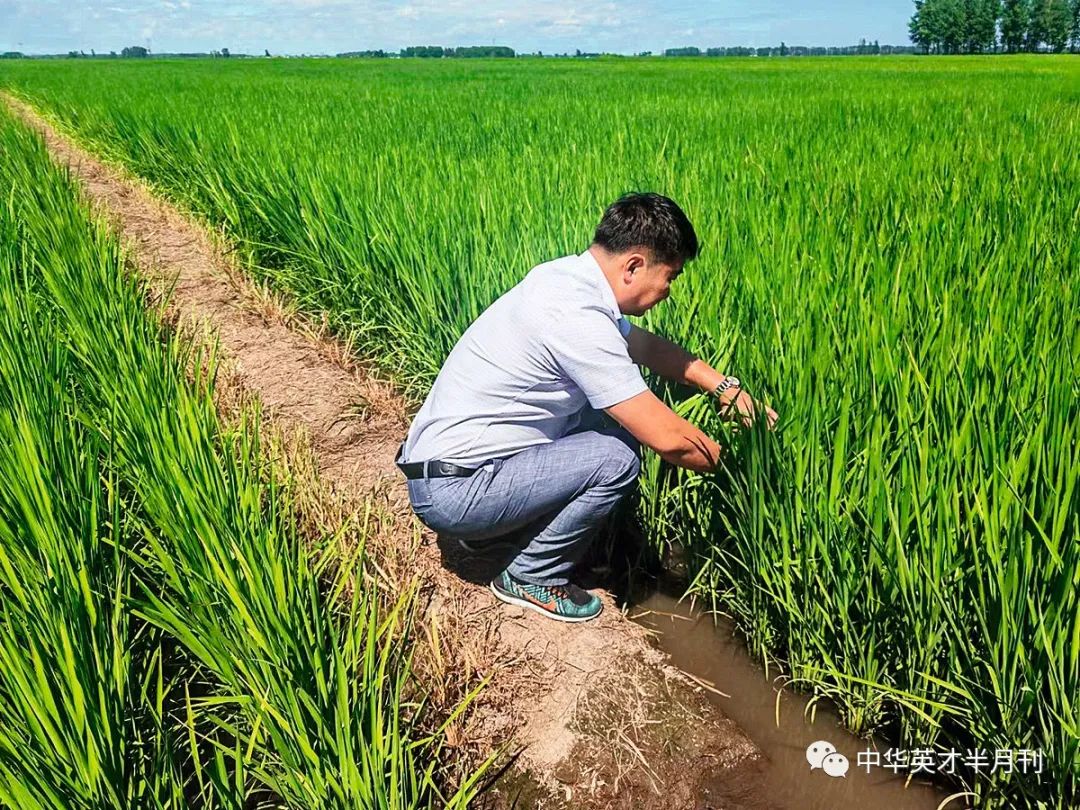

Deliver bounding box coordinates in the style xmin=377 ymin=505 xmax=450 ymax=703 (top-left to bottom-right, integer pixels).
xmin=521 ymin=581 xmax=566 ymax=602
xmin=516 ymin=578 xmax=577 ymax=605
xmin=546 ymin=584 xmax=574 ymax=602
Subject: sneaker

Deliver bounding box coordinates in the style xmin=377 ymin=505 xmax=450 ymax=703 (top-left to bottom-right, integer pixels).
xmin=490 ymin=570 xmax=603 ymax=623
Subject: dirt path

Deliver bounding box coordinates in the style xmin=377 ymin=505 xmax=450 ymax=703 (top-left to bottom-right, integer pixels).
xmin=5 ymin=94 xmax=769 ymax=809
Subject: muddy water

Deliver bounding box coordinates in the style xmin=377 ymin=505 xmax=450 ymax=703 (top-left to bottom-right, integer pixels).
xmin=627 ymin=586 xmax=974 ymax=810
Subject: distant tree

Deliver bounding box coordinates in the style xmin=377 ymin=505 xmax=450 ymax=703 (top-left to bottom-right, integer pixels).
xmin=663 ymin=46 xmax=701 ymax=56
xmin=110 ymin=50 xmax=117 ymax=57
xmin=1030 ymin=0 xmax=1074 ymax=48
xmin=221 ymin=47 xmax=230 ymax=57
xmin=938 ymin=0 xmax=967 ymax=51
xmin=912 ymin=0 xmax=996 ymax=51
xmin=1048 ymin=0 xmax=1075 ymax=47
xmin=1071 ymin=0 xmax=1080 ymax=49
xmin=959 ymin=0 xmax=983 ymax=48
xmin=981 ymin=0 xmax=1003 ymax=50
xmin=1027 ymin=0 xmax=1055 ymax=46
xmin=400 ymin=45 xmax=449 ymax=57
xmin=708 ymin=45 xmax=757 ymax=56
xmin=452 ymin=45 xmax=514 ymax=57
xmin=910 ymin=0 xmax=929 ymax=50
xmin=910 ymin=0 xmax=945 ymax=51
xmin=962 ymin=0 xmax=1001 ymax=50
xmin=121 ymin=45 xmax=149 ymax=57
xmin=264 ymin=48 xmax=271 ymax=57
xmin=1001 ymin=0 xmax=1031 ymax=48
xmin=1027 ymin=0 xmax=1046 ymax=44
xmin=1 ymin=51 xmax=24 ymax=59
xmin=779 ymin=40 xmax=789 ymax=55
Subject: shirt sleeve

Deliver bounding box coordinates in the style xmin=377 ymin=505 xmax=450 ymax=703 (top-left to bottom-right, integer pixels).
xmin=544 ymin=305 xmax=648 ymax=409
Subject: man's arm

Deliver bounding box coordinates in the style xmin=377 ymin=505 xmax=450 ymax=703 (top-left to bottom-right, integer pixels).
xmin=604 ymin=390 xmax=722 ymax=473
xmin=626 ymin=323 xmax=725 ymax=392
xmin=625 ymin=324 xmax=778 ymax=430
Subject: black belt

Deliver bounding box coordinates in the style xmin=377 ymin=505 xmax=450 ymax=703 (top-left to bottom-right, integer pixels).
xmin=395 ymin=443 xmax=478 ymax=480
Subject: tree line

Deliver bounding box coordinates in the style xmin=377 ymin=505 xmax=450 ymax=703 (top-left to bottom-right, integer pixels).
xmin=57 ymin=46 xmax=232 ymax=58
xmin=910 ymin=0 xmax=1080 ymax=52
xmin=392 ymin=46 xmax=515 ymax=58
xmin=664 ymin=41 xmax=919 ymax=57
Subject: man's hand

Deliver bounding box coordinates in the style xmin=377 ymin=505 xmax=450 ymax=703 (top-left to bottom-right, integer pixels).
xmin=718 ymin=389 xmax=779 ymax=431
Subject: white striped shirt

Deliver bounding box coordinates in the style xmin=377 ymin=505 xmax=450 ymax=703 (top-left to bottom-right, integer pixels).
xmin=402 ymin=250 xmax=647 ymax=468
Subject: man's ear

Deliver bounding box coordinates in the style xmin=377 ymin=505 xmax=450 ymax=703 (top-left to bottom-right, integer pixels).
xmin=623 ymin=252 xmax=647 ymax=278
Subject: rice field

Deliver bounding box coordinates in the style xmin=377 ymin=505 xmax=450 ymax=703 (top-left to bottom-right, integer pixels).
xmin=1 ymin=55 xmax=1078 ymax=808
xmin=0 ymin=108 xmax=487 ymax=808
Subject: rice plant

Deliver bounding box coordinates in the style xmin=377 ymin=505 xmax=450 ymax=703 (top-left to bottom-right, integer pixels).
xmin=1 ymin=55 xmax=1077 ymax=806
xmin=0 ymin=111 xmax=488 ymax=807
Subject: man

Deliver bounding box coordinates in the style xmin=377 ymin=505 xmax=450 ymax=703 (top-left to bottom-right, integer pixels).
xmin=396 ymin=193 xmax=778 ymax=623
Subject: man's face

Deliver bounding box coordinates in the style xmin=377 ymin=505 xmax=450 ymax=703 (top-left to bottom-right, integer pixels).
xmin=618 ymin=251 xmax=683 ymax=316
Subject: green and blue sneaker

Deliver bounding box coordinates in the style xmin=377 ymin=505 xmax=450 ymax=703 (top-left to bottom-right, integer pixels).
xmin=490 ymin=570 xmax=603 ymax=623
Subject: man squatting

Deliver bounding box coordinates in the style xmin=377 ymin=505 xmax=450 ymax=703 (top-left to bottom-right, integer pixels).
xmin=396 ymin=193 xmax=778 ymax=622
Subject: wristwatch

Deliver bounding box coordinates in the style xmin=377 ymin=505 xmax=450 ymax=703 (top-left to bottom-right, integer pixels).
xmin=712 ymin=376 xmax=741 ymax=399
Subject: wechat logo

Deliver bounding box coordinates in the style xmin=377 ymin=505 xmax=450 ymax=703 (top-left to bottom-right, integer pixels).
xmin=806 ymin=740 xmax=849 ymax=778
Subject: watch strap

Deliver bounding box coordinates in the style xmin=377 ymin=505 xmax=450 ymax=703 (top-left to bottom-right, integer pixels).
xmin=713 ymin=376 xmax=741 ymax=397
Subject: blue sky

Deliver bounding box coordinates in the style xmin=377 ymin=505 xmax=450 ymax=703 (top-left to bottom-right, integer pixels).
xmin=1 ymin=0 xmax=915 ymax=55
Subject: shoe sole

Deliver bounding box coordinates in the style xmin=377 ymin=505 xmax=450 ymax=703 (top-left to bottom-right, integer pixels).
xmin=489 ymin=582 xmax=602 ymax=623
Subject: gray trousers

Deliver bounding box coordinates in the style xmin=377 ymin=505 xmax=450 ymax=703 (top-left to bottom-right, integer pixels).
xmin=404 ymin=410 xmax=641 ymax=586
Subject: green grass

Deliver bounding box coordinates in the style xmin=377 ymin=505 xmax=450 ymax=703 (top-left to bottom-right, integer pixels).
xmin=0 ymin=109 xmax=488 ymax=808
xmin=1 ymin=55 xmax=1077 ymax=807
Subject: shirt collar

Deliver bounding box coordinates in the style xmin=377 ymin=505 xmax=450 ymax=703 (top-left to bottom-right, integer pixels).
xmin=579 ymin=249 xmax=622 ymax=321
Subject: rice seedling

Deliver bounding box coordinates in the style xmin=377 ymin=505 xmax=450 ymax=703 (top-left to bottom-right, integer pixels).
xmin=0 ymin=114 xmax=232 ymax=809
xmin=0 ymin=110 xmax=489 ymax=807
xmin=1 ymin=55 xmax=1076 ymax=806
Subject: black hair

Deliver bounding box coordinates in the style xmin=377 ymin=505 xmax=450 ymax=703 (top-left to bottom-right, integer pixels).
xmin=592 ymin=192 xmax=699 ymax=265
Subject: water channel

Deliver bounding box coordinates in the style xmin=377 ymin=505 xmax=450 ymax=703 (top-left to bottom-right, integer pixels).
xmin=626 ymin=581 xmax=976 ymax=810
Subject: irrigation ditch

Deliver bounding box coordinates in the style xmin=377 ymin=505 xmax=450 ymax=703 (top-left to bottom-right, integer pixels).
xmin=4 ymin=93 xmax=966 ymax=809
